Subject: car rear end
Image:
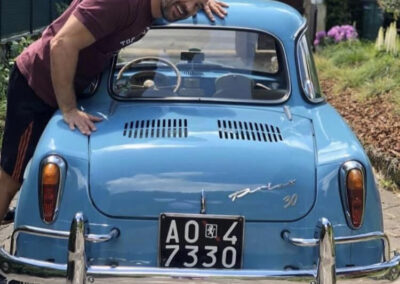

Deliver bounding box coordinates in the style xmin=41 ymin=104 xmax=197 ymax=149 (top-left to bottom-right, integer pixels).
xmin=2 ymin=103 xmax=399 ymax=283
xmin=1 ymin=1 xmax=399 ymax=283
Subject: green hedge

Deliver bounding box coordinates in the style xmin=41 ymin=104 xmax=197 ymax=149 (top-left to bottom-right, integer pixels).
xmin=326 ymin=0 xmax=352 ymax=29
xmin=0 ymin=37 xmax=34 ymax=144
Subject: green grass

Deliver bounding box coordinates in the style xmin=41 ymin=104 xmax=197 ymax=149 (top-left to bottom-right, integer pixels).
xmin=315 ymin=40 xmax=400 ymax=111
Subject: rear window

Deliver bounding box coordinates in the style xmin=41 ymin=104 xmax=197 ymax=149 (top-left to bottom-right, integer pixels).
xmin=112 ymin=28 xmax=289 ymax=102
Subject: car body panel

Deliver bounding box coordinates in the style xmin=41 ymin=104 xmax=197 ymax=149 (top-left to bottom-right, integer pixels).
xmin=15 ymin=99 xmax=383 ymax=269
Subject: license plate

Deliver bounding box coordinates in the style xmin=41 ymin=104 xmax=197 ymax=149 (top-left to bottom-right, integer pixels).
xmin=159 ymin=213 xmax=244 ymax=269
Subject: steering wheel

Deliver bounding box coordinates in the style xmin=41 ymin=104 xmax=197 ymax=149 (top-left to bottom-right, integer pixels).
xmin=116 ymin=57 xmax=182 ymax=93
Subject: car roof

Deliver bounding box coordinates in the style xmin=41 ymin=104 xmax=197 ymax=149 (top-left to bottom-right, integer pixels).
xmin=153 ymin=0 xmax=306 ymax=39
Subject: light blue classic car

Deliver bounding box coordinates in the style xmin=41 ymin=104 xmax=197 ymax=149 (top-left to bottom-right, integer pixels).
xmin=1 ymin=1 xmax=400 ymax=283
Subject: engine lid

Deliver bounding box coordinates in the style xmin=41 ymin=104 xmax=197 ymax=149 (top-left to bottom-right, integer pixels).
xmin=89 ymin=104 xmax=316 ymax=221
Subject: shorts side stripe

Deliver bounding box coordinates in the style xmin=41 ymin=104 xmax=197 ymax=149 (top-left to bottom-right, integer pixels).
xmin=11 ymin=129 xmax=28 ymax=181
xmin=12 ymin=122 xmax=33 ymax=181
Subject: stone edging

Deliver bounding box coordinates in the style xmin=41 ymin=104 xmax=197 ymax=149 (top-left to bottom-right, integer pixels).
xmin=366 ymin=146 xmax=400 ymax=187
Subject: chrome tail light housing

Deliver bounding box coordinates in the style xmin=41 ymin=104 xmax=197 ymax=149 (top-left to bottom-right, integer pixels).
xmin=39 ymin=155 xmax=67 ymax=224
xmin=339 ymin=161 xmax=366 ymax=230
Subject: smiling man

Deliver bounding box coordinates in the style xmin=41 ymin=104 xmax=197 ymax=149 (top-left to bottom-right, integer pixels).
xmin=0 ymin=0 xmax=228 ymax=230
xmin=160 ymin=0 xmax=226 ymax=21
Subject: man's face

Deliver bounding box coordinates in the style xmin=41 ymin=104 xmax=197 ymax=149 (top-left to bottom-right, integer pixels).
xmin=161 ymin=0 xmax=207 ymax=22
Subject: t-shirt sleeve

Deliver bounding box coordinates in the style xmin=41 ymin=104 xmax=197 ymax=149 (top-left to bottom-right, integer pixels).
xmin=73 ymin=0 xmax=129 ymax=40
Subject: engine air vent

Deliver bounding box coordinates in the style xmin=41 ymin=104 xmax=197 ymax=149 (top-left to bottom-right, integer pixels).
xmin=123 ymin=119 xmax=188 ymax=139
xmin=217 ymin=120 xmax=283 ymax=142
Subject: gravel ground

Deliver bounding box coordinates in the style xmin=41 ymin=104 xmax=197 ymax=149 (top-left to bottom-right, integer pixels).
xmin=1 ymin=185 xmax=399 ymax=284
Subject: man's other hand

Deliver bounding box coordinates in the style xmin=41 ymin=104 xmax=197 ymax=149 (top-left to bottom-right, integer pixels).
xmin=203 ymin=0 xmax=229 ymax=22
xmin=63 ymin=108 xmax=103 ymax=135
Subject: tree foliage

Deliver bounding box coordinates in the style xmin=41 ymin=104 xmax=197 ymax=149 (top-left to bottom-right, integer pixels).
xmin=378 ymin=0 xmax=400 ymax=19
xmin=326 ymin=0 xmax=352 ymax=29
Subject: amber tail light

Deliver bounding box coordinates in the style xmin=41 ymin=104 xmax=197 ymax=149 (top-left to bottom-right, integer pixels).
xmin=39 ymin=155 xmax=66 ymax=224
xmin=339 ymin=161 xmax=365 ymax=230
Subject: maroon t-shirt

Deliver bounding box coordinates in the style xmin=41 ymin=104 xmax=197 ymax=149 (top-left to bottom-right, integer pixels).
xmin=16 ymin=0 xmax=153 ymax=107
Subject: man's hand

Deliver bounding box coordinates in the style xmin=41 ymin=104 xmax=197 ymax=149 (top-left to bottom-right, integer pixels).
xmin=50 ymin=15 xmax=100 ymax=136
xmin=63 ymin=108 xmax=103 ymax=136
xmin=203 ymin=0 xmax=229 ymax=22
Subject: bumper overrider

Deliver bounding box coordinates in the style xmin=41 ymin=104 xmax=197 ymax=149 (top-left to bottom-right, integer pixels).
xmin=0 ymin=213 xmax=399 ymax=284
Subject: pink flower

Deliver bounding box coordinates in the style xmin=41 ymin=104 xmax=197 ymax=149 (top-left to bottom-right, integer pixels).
xmin=327 ymin=25 xmax=358 ymax=43
xmin=316 ymin=31 xmax=327 ymax=40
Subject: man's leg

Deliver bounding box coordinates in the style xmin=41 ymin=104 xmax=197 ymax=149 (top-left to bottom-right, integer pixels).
xmin=0 ymin=170 xmax=16 ymax=280
xmin=0 ymin=168 xmax=20 ymax=220
xmin=0 ymin=64 xmax=55 ymax=223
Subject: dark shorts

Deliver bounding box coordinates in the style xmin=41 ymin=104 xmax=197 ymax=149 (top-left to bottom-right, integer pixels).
xmin=0 ymin=65 xmax=56 ymax=183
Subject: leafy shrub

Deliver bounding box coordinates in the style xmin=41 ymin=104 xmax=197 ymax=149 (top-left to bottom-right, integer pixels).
xmin=0 ymin=37 xmax=34 ymax=144
xmin=378 ymin=0 xmax=400 ymax=19
xmin=0 ymin=37 xmax=33 ymax=97
xmin=55 ymin=1 xmax=70 ymax=17
xmin=326 ymin=0 xmax=352 ymax=29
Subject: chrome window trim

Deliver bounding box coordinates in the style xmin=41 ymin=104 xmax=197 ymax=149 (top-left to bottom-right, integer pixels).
xmin=295 ymin=29 xmax=325 ymax=104
xmin=293 ymin=19 xmax=307 ymax=40
xmin=38 ymin=155 xmax=67 ymax=224
xmin=108 ymin=25 xmax=292 ymax=105
xmin=339 ymin=160 xmax=366 ymax=230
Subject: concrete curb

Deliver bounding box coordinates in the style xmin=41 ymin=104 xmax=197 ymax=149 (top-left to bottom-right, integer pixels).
xmin=366 ymin=146 xmax=400 ymax=187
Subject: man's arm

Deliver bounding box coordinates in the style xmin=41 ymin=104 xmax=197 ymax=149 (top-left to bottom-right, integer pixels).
xmin=203 ymin=0 xmax=229 ymax=22
xmin=50 ymin=15 xmax=102 ymax=136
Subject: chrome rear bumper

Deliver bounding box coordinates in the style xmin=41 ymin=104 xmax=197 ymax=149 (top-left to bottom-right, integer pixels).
xmin=0 ymin=213 xmax=399 ymax=284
